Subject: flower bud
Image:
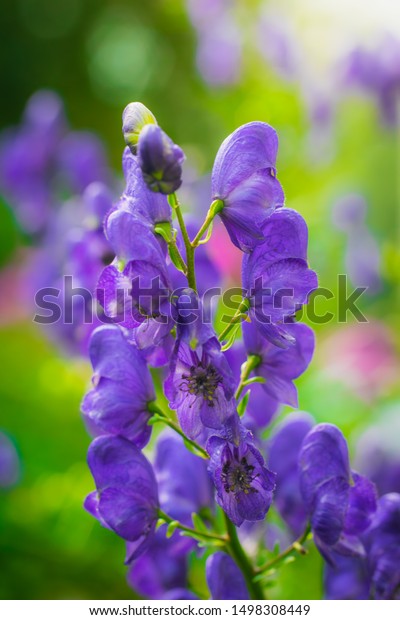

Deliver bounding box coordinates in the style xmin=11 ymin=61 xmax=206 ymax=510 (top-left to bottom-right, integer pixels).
xmin=138 ymin=124 xmax=185 ymax=195
xmin=122 ymin=102 xmax=157 ymax=153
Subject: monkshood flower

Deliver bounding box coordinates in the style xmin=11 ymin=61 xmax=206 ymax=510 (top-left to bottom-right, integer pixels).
xmin=0 ymin=431 xmax=20 ymax=488
xmin=342 ymin=35 xmax=400 ymax=126
xmin=164 ymin=336 xmax=236 ymax=443
xmin=122 ymin=102 xmax=157 ymax=153
xmin=269 ymin=413 xmax=315 ymax=537
xmin=324 ymin=553 xmax=370 ymax=600
xmin=81 ymin=325 xmax=155 ymax=448
xmin=161 ymin=590 xmax=199 ymax=600
xmin=127 ymin=529 xmax=188 ymax=599
xmin=206 ymin=552 xmax=249 ymax=600
xmin=332 ymin=194 xmax=382 ymax=295
xmin=97 ymin=249 xmax=175 ymax=358
xmin=115 ymin=147 xmax=172 ymax=230
xmin=211 ymin=122 xmax=285 ymax=252
xmin=85 ymin=435 xmax=158 ymax=562
xmin=208 ymin=416 xmax=276 ymax=526
xmin=242 ymin=320 xmax=315 ymax=410
xmin=57 ymin=131 xmax=110 ymax=194
xmin=186 ymin=0 xmax=242 ymax=87
xmin=0 ymin=90 xmax=65 ymax=234
xmin=155 ymin=433 xmax=214 ymax=525
xmin=128 ymin=433 xmax=214 ymax=598
xmin=242 ymin=208 xmax=318 ymax=347
xmin=137 ymin=124 xmax=185 ymax=195
xmin=355 ymin=406 xmax=400 ymax=496
xmin=363 ymin=493 xmax=400 ymax=600
xmin=299 ymin=424 xmax=377 ymax=561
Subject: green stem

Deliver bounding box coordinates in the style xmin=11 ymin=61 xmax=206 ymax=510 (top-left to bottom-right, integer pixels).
xmin=159 ymin=510 xmax=228 ymax=543
xmin=218 ymin=298 xmax=250 ymax=343
xmin=255 ymin=525 xmax=311 ymax=575
xmin=191 ymin=199 xmax=223 ymax=248
xmin=224 ymin=514 xmax=265 ymax=600
xmin=235 ymin=354 xmax=261 ymax=400
xmin=169 ymin=193 xmax=197 ymax=291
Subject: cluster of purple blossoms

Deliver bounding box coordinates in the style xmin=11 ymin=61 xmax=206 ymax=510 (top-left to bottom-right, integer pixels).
xmin=80 ymin=102 xmax=395 ymax=599
xmin=0 ymin=90 xmax=116 ymax=355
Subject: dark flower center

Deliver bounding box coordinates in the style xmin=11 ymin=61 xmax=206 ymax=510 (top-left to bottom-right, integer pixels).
xmin=180 ymin=363 xmax=222 ymax=406
xmin=221 ymin=456 xmax=257 ymax=495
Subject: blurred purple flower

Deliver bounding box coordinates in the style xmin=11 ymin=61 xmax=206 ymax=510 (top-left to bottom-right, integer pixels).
xmin=363 ymin=493 xmax=400 ymax=599
xmin=0 ymin=431 xmax=20 ymax=488
xmin=85 ymin=434 xmax=159 ymax=562
xmin=57 ymin=131 xmax=110 ymax=194
xmin=343 ymin=35 xmax=400 ymax=126
xmin=81 ymin=325 xmax=155 ymax=447
xmin=324 ymin=553 xmax=370 ymax=600
xmin=127 ymin=528 xmax=188 ymax=599
xmin=206 ymin=552 xmax=249 ymax=600
xmin=0 ymin=90 xmax=65 ymax=234
xmin=332 ymin=194 xmax=382 ymax=295
xmin=355 ymin=406 xmax=400 ymax=496
xmin=269 ymin=412 xmax=315 ymax=536
xmin=155 ymin=433 xmax=214 ymax=525
xmin=299 ymin=424 xmax=377 ymax=561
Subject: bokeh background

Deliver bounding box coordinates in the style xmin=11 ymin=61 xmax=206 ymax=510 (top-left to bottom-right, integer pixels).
xmin=0 ymin=0 xmax=399 ymax=600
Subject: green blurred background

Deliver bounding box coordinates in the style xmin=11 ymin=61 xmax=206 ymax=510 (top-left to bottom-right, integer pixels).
xmin=0 ymin=0 xmax=399 ymax=600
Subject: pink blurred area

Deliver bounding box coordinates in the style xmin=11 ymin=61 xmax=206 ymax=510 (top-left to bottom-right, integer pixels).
xmin=320 ymin=321 xmax=400 ymax=402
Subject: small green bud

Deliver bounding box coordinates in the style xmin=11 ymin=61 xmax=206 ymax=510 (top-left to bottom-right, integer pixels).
xmin=122 ymin=102 xmax=157 ymax=153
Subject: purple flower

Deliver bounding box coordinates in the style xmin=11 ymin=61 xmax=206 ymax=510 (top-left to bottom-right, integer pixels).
xmin=116 ymin=147 xmax=172 ymax=229
xmin=127 ymin=529 xmax=188 ymax=599
xmin=208 ymin=418 xmax=276 ymax=526
xmin=363 ymin=493 xmax=400 ymax=599
xmin=324 ymin=553 xmax=370 ymax=600
xmin=164 ymin=337 xmax=235 ymax=443
xmin=161 ymin=589 xmax=199 ymax=600
xmin=85 ymin=435 xmax=159 ymax=562
xmin=206 ymin=552 xmax=249 ymax=600
xmin=155 ymin=433 xmax=214 ymax=524
xmin=211 ymin=122 xmax=285 ymax=251
xmin=81 ymin=325 xmax=155 ymax=448
xmin=0 ymin=90 xmax=65 ymax=234
xmin=242 ymin=208 xmax=317 ymax=347
xmin=326 ymin=493 xmax=400 ymax=600
xmin=137 ymin=124 xmax=185 ymax=195
xmin=299 ymin=424 xmax=377 ymax=561
xmin=355 ymin=411 xmax=400 ymax=496
xmin=242 ymin=320 xmax=315 ymax=409
xmin=0 ymin=431 xmax=20 ymax=488
xmin=57 ymin=131 xmax=110 ymax=194
xmin=83 ymin=181 xmax=114 ymax=226
xmin=268 ymin=412 xmax=315 ymax=536
xmin=122 ymin=102 xmax=157 ymax=153
xmin=343 ymin=35 xmax=400 ymax=126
